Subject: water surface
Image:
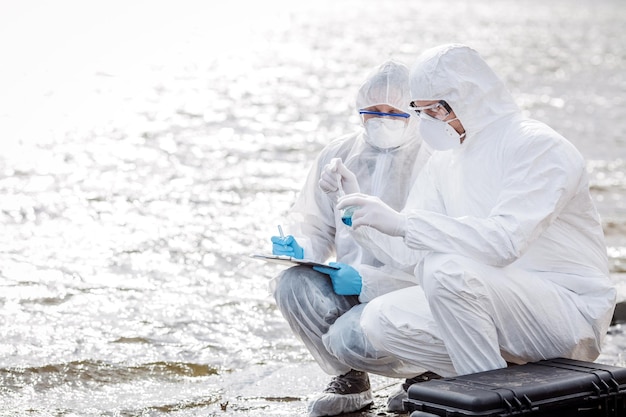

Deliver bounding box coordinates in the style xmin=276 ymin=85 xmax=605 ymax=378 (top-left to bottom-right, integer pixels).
xmin=1 ymin=0 xmax=625 ymax=415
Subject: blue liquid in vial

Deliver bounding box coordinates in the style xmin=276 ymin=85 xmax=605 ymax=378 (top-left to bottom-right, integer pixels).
xmin=341 ymin=206 xmax=356 ymax=227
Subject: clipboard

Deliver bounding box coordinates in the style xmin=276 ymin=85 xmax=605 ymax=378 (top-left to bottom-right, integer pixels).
xmin=250 ymin=254 xmax=340 ymax=269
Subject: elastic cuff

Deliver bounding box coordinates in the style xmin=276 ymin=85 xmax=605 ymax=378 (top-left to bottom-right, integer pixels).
xmin=395 ymin=214 xmax=408 ymax=237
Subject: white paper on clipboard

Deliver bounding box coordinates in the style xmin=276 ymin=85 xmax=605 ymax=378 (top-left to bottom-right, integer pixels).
xmin=250 ymin=254 xmax=340 ymax=269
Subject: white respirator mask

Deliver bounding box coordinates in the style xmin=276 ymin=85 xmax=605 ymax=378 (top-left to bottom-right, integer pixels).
xmin=419 ymin=114 xmax=465 ymax=151
xmin=364 ymin=118 xmax=408 ymax=149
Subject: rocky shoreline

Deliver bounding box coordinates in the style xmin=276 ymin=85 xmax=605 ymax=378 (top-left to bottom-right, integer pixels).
xmin=611 ymin=301 xmax=626 ymax=325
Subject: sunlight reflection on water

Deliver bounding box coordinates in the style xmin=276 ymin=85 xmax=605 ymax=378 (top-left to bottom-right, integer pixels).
xmin=0 ymin=0 xmax=625 ymax=415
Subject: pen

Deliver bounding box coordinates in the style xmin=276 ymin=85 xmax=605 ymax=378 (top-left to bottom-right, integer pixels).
xmin=278 ymin=225 xmax=284 ymax=238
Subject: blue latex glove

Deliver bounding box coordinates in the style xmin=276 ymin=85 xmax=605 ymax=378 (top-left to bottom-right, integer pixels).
xmin=313 ymin=262 xmax=362 ymax=296
xmin=271 ymin=235 xmax=304 ymax=259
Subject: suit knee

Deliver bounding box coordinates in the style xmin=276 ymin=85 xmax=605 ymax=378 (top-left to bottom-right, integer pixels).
xmin=273 ymin=266 xmax=329 ymax=309
xmin=360 ymin=298 xmax=388 ymax=351
xmin=420 ymin=254 xmax=485 ymax=301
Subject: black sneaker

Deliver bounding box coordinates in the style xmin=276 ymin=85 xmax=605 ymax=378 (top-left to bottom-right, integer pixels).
xmin=386 ymin=371 xmax=441 ymax=413
xmin=307 ymin=369 xmax=373 ymax=416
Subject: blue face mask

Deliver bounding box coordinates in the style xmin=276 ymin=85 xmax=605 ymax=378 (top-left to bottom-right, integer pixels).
xmin=419 ymin=114 xmax=465 ymax=151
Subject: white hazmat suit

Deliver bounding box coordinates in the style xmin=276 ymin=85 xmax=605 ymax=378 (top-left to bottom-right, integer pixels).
xmin=271 ymin=61 xmax=431 ymax=381
xmin=344 ymin=44 xmax=616 ymax=377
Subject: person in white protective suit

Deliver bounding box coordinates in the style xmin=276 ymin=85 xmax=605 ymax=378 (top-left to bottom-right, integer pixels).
xmin=269 ymin=60 xmax=434 ymax=416
xmin=336 ymin=44 xmax=617 ymax=379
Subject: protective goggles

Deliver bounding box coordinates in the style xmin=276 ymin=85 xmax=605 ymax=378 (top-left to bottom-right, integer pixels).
xmin=358 ymin=110 xmax=411 ymax=119
xmin=409 ymin=100 xmax=452 ymax=121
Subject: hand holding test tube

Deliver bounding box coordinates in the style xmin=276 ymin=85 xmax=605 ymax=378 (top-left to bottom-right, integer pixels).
xmin=318 ymin=158 xmax=360 ymax=227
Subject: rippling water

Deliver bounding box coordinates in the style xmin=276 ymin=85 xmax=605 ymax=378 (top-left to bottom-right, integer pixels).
xmin=1 ymin=0 xmax=625 ymax=415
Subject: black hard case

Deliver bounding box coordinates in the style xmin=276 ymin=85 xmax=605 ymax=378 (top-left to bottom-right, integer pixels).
xmin=405 ymin=358 xmax=626 ymax=417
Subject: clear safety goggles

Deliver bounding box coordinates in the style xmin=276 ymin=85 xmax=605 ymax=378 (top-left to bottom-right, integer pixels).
xmin=359 ymin=110 xmax=411 ymax=119
xmin=409 ymin=100 xmax=452 ymax=121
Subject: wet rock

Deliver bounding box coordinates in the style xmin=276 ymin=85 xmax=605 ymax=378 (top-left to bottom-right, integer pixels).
xmin=612 ymin=301 xmax=626 ymax=325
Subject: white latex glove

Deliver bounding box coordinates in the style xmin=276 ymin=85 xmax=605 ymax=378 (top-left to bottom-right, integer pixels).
xmin=337 ymin=193 xmax=407 ymax=237
xmin=319 ymin=158 xmax=360 ymax=195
